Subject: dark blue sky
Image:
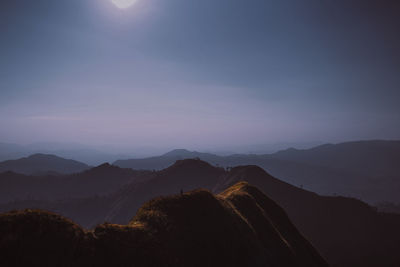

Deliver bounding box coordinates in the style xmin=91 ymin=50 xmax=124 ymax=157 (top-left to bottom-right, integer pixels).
xmin=1 ymin=0 xmax=399 ymax=151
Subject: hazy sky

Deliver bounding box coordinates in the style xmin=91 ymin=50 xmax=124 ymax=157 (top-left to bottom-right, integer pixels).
xmin=1 ymin=0 xmax=399 ymax=151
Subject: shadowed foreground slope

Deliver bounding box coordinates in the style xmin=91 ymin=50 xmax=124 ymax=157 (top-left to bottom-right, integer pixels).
xmin=215 ymin=165 xmax=400 ymax=267
xmin=0 ymin=182 xmax=327 ymax=267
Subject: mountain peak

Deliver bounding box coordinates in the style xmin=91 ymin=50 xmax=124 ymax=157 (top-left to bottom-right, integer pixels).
xmin=164 ymin=159 xmax=219 ymax=173
xmin=96 ymin=162 xmax=112 ymax=168
xmin=85 ymin=163 xmax=121 ymax=174
xmin=28 ymin=153 xmax=57 ymax=159
xmin=162 ymin=149 xmax=194 ymax=157
xmin=229 ymin=165 xmax=274 ymax=178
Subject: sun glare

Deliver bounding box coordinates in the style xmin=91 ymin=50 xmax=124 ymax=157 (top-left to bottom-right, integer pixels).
xmin=111 ymin=0 xmax=138 ymax=9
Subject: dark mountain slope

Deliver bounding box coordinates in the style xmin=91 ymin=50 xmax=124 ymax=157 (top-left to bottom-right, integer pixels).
xmin=0 ymin=182 xmax=328 ymax=267
xmin=0 ymin=209 xmax=92 ymax=267
xmin=0 ymin=153 xmax=90 ymax=175
xmin=1 ymin=159 xmax=399 ymax=266
xmin=67 ymin=159 xmax=400 ymax=267
xmin=0 ymin=160 xmax=223 ymax=227
xmin=219 ymin=182 xmax=327 ymax=267
xmin=215 ymin=165 xmax=400 ymax=267
xmin=104 ymin=159 xmax=225 ymax=224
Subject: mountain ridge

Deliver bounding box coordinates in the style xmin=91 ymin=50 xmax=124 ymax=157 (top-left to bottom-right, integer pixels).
xmin=1 ymin=156 xmax=400 ymax=266
xmin=0 ymin=162 xmax=150 ymax=204
xmin=0 ymin=182 xmax=328 ymax=267
xmin=113 ymin=140 xmax=400 ymax=204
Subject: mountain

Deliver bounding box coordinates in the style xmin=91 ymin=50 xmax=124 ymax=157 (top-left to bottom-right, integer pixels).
xmin=114 ymin=149 xmax=221 ymax=170
xmin=0 ymin=163 xmax=151 ymax=203
xmin=114 ymin=140 xmax=400 ymax=204
xmin=1 ymin=159 xmax=400 ymax=266
xmin=0 ymin=182 xmax=328 ymax=267
xmin=103 ymin=159 xmax=225 ymax=224
xmin=99 ymin=160 xmax=400 ymax=267
xmin=214 ymin=165 xmax=400 ymax=267
xmin=0 ymin=142 xmax=136 ymax=166
xmin=270 ymin=140 xmax=400 ymax=177
xmin=0 ymin=154 xmax=90 ymax=175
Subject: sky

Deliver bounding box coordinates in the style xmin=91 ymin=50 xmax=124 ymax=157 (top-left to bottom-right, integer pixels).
xmin=0 ymin=0 xmax=399 ymax=152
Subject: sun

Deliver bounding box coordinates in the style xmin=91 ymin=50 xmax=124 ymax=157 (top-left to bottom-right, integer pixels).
xmin=111 ymin=0 xmax=138 ymax=9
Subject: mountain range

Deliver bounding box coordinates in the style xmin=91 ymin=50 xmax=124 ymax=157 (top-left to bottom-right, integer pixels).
xmin=0 ymin=142 xmax=137 ymax=166
xmin=0 ymin=182 xmax=328 ymax=267
xmin=1 ymin=140 xmax=399 ymax=205
xmin=0 ymin=159 xmax=399 ymax=267
xmin=0 ymin=140 xmax=400 ymax=206
xmin=0 ymin=163 xmax=151 ymax=203
xmin=114 ymin=140 xmax=400 ymax=204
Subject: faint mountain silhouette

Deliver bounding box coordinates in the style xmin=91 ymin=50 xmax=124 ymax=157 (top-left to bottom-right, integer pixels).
xmin=0 ymin=142 xmax=135 ymax=165
xmin=0 ymin=162 xmax=152 ymax=203
xmin=114 ymin=140 xmax=400 ymax=204
xmin=270 ymin=140 xmax=400 ymax=177
xmin=0 ymin=153 xmax=90 ymax=175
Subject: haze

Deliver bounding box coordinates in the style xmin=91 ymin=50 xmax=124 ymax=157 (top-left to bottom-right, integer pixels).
xmin=1 ymin=0 xmax=399 ymax=153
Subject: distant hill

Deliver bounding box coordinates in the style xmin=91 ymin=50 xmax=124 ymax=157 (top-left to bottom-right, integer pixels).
xmin=0 ymin=154 xmax=90 ymax=175
xmin=0 ymin=182 xmax=328 ymax=267
xmin=0 ymin=142 xmax=135 ymax=166
xmin=114 ymin=149 xmax=221 ymax=170
xmin=114 ymin=140 xmax=400 ymax=204
xmin=0 ymin=163 xmax=151 ymax=203
xmin=270 ymin=140 xmax=400 ymax=177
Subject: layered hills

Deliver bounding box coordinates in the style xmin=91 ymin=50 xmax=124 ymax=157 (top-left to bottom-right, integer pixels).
xmin=114 ymin=140 xmax=400 ymax=204
xmin=0 ymin=182 xmax=328 ymax=267
xmin=0 ymin=163 xmax=151 ymax=203
xmin=1 ymin=159 xmax=399 ymax=266
xmin=271 ymin=140 xmax=400 ymax=177
xmin=2 ymin=140 xmax=399 ymax=204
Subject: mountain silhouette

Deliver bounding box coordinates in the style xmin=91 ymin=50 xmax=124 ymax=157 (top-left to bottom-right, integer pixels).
xmin=0 ymin=162 xmax=151 ymax=203
xmin=0 ymin=182 xmax=328 ymax=267
xmin=0 ymin=142 xmax=132 ymax=166
xmin=0 ymin=153 xmax=90 ymax=175
xmin=1 ymin=159 xmax=400 ymax=266
xmin=213 ymin=165 xmax=400 ymax=267
xmin=114 ymin=140 xmax=400 ymax=204
xmin=102 ymin=159 xmax=225 ymax=224
xmin=270 ymin=140 xmax=400 ymax=177
xmin=114 ymin=149 xmax=221 ymax=171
